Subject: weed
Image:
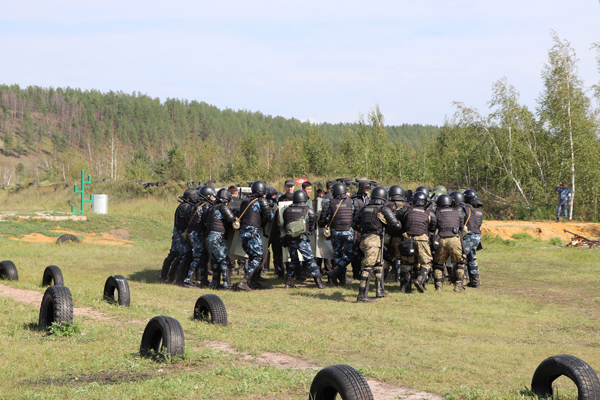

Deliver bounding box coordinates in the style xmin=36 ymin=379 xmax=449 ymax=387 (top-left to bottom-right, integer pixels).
xmin=48 ymin=321 xmax=82 ymax=337
xmin=548 ymin=237 xmax=563 ymax=246
xmin=512 ymin=232 xmax=533 ymax=240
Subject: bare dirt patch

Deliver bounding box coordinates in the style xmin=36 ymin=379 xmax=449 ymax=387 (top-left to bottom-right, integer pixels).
xmin=203 ymin=340 xmax=442 ymax=400
xmin=482 ymin=220 xmax=600 ymax=242
xmin=9 ymin=228 xmax=133 ymax=246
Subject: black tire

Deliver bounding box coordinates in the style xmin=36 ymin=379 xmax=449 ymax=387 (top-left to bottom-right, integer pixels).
xmin=0 ymin=260 xmax=18 ymax=281
xmin=309 ymin=364 xmax=374 ymax=400
xmin=531 ymin=354 xmax=600 ymax=400
xmin=140 ymin=316 xmax=185 ymax=357
xmin=42 ymin=265 xmax=64 ymax=286
xmin=56 ymin=234 xmax=80 ymax=244
xmin=39 ymin=286 xmax=74 ymax=329
xmin=103 ymin=275 xmax=130 ymax=307
xmin=193 ymin=294 xmax=228 ymax=326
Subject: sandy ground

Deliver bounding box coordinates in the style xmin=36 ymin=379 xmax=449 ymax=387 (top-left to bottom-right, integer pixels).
xmin=0 ymin=283 xmax=441 ymax=400
xmin=8 ymin=228 xmax=133 ymax=246
xmin=482 ymin=220 xmax=600 ymax=242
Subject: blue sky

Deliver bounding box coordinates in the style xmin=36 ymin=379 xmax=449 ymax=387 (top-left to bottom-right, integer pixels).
xmin=1 ymin=1 xmax=599 ymax=126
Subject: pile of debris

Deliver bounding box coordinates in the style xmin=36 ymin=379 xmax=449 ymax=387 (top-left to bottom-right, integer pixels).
xmin=564 ymin=229 xmax=600 ymax=248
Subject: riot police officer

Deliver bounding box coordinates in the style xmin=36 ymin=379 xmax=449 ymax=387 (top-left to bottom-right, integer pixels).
xmin=353 ymin=187 xmax=402 ymax=302
xmin=432 ymin=194 xmax=466 ymax=292
xmin=385 ymin=185 xmax=407 ymax=283
xmin=159 ymin=188 xmax=196 ymax=283
xmin=318 ymin=183 xmax=355 ymax=286
xmin=202 ymin=188 xmax=236 ymax=290
xmin=350 ymin=181 xmax=372 ymax=282
xmin=396 ymin=191 xmax=437 ymax=293
xmin=237 ymin=181 xmax=274 ymax=292
xmin=181 ymin=186 xmax=215 ymax=288
xmin=282 ymin=190 xmax=325 ymax=289
xmin=462 ymin=189 xmax=484 ymax=288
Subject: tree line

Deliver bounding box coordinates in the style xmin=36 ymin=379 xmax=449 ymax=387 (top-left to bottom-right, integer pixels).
xmin=1 ymin=32 xmax=599 ymax=221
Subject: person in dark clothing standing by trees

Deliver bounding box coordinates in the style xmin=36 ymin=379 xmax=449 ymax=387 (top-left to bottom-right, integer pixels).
xmin=237 ymin=181 xmax=274 ymax=292
xmin=554 ymin=181 xmax=572 ymax=222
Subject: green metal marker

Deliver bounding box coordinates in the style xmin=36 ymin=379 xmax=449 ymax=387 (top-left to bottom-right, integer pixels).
xmin=71 ymin=170 xmax=93 ymax=214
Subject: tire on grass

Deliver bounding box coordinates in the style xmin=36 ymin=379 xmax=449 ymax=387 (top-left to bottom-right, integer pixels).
xmin=0 ymin=260 xmax=18 ymax=281
xmin=193 ymin=294 xmax=228 ymax=326
xmin=39 ymin=285 xmax=73 ymax=330
xmin=531 ymin=354 xmax=600 ymax=400
xmin=56 ymin=234 xmax=80 ymax=244
xmin=309 ymin=364 xmax=374 ymax=400
xmin=42 ymin=265 xmax=64 ymax=286
xmin=103 ymin=275 xmax=130 ymax=307
xmin=140 ymin=316 xmax=185 ymax=357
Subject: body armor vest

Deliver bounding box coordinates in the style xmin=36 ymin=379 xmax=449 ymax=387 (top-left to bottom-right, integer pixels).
xmin=284 ymin=205 xmax=309 ymax=235
xmin=464 ymin=204 xmax=483 ymax=234
xmin=206 ymin=204 xmax=226 ymax=234
xmin=360 ymin=204 xmax=384 ymax=236
xmin=330 ymin=197 xmax=353 ymax=231
xmin=436 ymin=207 xmax=461 ymax=238
xmin=240 ymin=196 xmax=262 ymax=229
xmin=174 ymin=203 xmax=191 ymax=231
xmin=189 ymin=202 xmax=209 ymax=232
xmin=404 ymin=206 xmax=430 ymax=236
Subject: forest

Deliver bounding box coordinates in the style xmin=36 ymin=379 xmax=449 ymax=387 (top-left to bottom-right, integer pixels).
xmin=1 ymin=33 xmax=600 ymax=221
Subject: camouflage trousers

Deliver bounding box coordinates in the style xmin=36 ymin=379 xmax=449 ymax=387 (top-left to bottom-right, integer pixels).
xmin=185 ymin=231 xmax=205 ymax=283
xmin=240 ymin=226 xmax=263 ymax=276
xmin=205 ymin=231 xmax=229 ymax=263
xmin=287 ymin=235 xmax=320 ymax=278
xmin=557 ymin=201 xmax=569 ymax=219
xmin=463 ymin=232 xmax=481 ymax=276
xmin=331 ymin=228 xmax=354 ymax=269
xmin=433 ymin=236 xmax=464 ymax=281
xmin=399 ymin=233 xmax=432 ymax=274
xmin=359 ymin=233 xmax=384 ymax=288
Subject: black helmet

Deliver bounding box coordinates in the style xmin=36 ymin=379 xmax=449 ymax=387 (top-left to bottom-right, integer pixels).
xmin=251 ymin=181 xmax=267 ymax=196
xmin=183 ymin=188 xmax=199 ymax=202
xmin=216 ymin=188 xmax=232 ymax=204
xmin=198 ymin=185 xmax=215 ymax=199
xmin=370 ymin=186 xmax=388 ymax=201
xmin=388 ymin=185 xmax=405 ymax=201
xmin=292 ymin=190 xmax=308 ymax=204
xmin=415 ymin=186 xmax=430 ymax=197
xmin=449 ymin=191 xmax=465 ymax=205
xmin=436 ymin=194 xmax=452 ymax=208
xmin=412 ymin=191 xmax=428 ymax=207
xmin=464 ymin=189 xmax=477 ymax=203
xmin=331 ymin=183 xmax=346 ymax=198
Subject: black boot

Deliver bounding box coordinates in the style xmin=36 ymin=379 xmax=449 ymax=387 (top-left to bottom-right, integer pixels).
xmin=237 ymin=271 xmax=253 ymax=292
xmin=328 ymin=265 xmax=341 ymax=286
xmin=337 ymin=266 xmax=347 ymax=287
xmin=313 ymin=274 xmax=326 ymax=289
xmin=285 ymin=275 xmax=296 ymax=289
xmin=468 ymin=271 xmax=480 ymax=288
xmin=376 ymin=276 xmax=388 ymax=298
xmin=414 ymin=267 xmax=428 ymax=293
xmin=399 ymin=270 xmax=412 ymax=293
xmin=209 ymin=263 xmax=221 ymax=289
xmin=357 ymin=273 xmax=374 ymax=302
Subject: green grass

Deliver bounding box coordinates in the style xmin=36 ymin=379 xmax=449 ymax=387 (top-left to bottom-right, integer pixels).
xmin=0 ymin=198 xmax=597 ymax=399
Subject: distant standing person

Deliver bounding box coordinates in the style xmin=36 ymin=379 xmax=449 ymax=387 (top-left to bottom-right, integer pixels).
xmin=554 ymin=181 xmax=572 ymax=222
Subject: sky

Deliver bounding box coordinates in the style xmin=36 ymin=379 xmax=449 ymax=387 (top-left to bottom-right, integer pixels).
xmin=1 ymin=1 xmax=599 ymax=126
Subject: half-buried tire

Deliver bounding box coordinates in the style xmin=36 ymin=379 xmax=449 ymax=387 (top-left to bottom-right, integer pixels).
xmin=39 ymin=286 xmax=73 ymax=330
xmin=309 ymin=364 xmax=374 ymax=400
xmin=56 ymin=234 xmax=80 ymax=244
xmin=140 ymin=316 xmax=185 ymax=358
xmin=0 ymin=260 xmax=18 ymax=281
xmin=531 ymin=354 xmax=600 ymax=400
xmin=42 ymin=265 xmax=64 ymax=286
xmin=193 ymin=294 xmax=228 ymax=326
xmin=103 ymin=275 xmax=130 ymax=306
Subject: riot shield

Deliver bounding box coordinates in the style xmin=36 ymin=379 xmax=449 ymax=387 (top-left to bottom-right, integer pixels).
xmin=313 ymin=198 xmax=334 ymax=259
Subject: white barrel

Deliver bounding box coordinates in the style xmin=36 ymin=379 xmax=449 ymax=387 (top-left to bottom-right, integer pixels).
xmin=91 ymin=194 xmax=108 ymax=214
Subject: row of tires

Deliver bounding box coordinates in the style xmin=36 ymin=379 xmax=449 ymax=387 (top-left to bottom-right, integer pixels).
xmin=4 ymin=262 xmax=600 ymax=399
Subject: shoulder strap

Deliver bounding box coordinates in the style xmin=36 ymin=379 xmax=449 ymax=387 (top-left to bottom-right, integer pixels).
xmin=186 ymin=202 xmax=207 ymax=229
xmin=464 ymin=207 xmax=472 ymax=226
xmin=238 ymin=197 xmax=260 ymax=220
xmin=327 ymin=198 xmax=344 ymax=230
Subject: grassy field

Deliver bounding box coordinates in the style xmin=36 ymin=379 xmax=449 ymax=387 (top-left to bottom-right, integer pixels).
xmin=0 ymin=195 xmax=598 ymax=399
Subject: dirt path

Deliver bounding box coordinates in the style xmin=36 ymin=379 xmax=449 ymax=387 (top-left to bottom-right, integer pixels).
xmin=482 ymin=220 xmax=600 ymax=242
xmin=8 ymin=228 xmax=133 ymax=246
xmin=0 ymin=283 xmax=441 ymax=400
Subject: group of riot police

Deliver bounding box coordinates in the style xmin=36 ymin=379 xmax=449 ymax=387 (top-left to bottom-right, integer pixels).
xmin=159 ymin=179 xmax=484 ymax=302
